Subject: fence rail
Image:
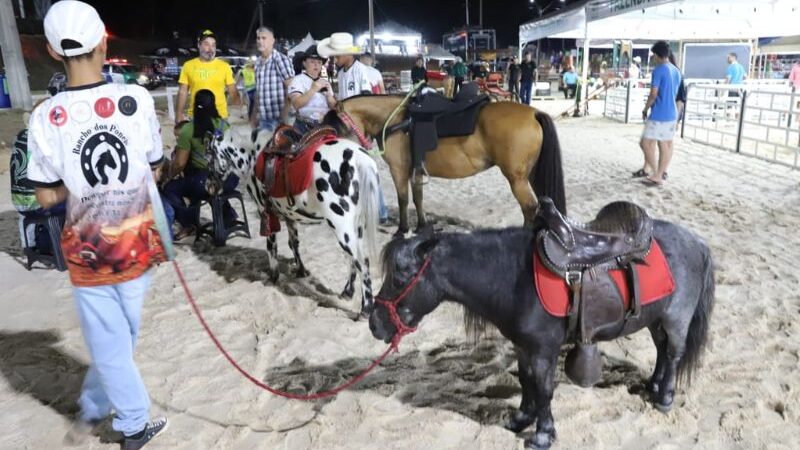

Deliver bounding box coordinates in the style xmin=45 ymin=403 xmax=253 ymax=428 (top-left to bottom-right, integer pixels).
xmin=682 ymin=83 xmax=800 ymax=169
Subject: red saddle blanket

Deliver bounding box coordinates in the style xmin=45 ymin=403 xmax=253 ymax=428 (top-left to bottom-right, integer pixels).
xmin=533 ymin=240 xmax=676 ymax=317
xmin=254 ymin=134 xmax=337 ymax=198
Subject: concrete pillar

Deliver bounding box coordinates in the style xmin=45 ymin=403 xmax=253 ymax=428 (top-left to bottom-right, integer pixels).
xmin=0 ymin=0 xmax=33 ymax=110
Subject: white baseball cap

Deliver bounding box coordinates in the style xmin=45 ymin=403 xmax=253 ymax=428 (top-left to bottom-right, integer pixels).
xmin=44 ymin=1 xmax=106 ymax=57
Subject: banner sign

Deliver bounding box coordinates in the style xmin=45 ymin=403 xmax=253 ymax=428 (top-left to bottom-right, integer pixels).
xmin=586 ymin=0 xmax=677 ymax=21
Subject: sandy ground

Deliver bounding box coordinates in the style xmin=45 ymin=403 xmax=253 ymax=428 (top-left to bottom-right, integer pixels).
xmin=1 ymin=100 xmax=799 ymax=449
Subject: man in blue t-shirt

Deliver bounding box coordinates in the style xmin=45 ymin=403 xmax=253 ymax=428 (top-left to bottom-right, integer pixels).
xmin=726 ymin=53 xmax=746 ymax=84
xmin=562 ymin=67 xmax=578 ymax=99
xmin=725 ymin=52 xmax=746 ymax=101
xmin=635 ymin=41 xmax=682 ymax=186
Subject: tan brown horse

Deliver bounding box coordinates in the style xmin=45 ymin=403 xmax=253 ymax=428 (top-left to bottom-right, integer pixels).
xmin=322 ymin=95 xmax=565 ymax=235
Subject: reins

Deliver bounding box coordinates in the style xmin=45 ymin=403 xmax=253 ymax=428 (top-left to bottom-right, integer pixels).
xmin=376 ymin=81 xmax=425 ymax=156
xmin=172 ymin=253 xmax=432 ymax=400
xmin=337 ymin=81 xmax=425 ymax=156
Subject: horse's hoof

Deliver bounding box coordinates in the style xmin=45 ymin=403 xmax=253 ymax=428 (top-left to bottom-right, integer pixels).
xmin=654 ymin=400 xmax=673 ymax=414
xmin=393 ymin=228 xmax=409 ymax=239
xmin=267 ymin=271 xmax=279 ymax=284
xmin=504 ymin=411 xmax=534 ymax=433
xmin=524 ymin=432 xmax=555 ymax=450
xmin=414 ymin=224 xmax=434 ymax=236
xmin=294 ymin=267 xmax=310 ymax=278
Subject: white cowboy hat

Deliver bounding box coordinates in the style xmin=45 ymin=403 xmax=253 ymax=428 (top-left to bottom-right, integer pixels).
xmin=317 ymin=32 xmax=362 ymax=57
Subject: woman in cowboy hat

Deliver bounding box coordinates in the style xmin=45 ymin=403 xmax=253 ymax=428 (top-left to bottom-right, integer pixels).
xmin=288 ymin=44 xmax=337 ymax=134
xmin=318 ymin=32 xmax=372 ymax=100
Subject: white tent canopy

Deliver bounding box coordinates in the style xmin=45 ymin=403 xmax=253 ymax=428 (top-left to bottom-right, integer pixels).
xmin=423 ymin=44 xmax=458 ymax=61
xmin=758 ymin=36 xmax=800 ymax=55
xmin=288 ymin=33 xmax=316 ymax=57
xmin=520 ymin=0 xmax=800 ymax=44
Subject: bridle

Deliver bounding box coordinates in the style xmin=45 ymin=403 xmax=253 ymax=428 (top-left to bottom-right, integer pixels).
xmin=336 ymin=111 xmax=374 ymax=149
xmin=374 ymin=256 xmax=432 ymax=351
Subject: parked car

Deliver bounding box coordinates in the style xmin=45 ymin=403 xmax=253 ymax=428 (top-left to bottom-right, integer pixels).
xmin=102 ymin=59 xmax=163 ymax=90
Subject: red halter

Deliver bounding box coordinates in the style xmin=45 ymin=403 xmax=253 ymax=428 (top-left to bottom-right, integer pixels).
xmin=338 ymin=112 xmax=374 ymax=149
xmin=375 ymin=256 xmax=433 ymax=351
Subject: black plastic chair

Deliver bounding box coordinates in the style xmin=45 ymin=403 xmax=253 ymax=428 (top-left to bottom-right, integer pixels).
xmin=195 ymin=190 xmax=251 ymax=247
xmin=21 ymin=213 xmax=67 ymax=271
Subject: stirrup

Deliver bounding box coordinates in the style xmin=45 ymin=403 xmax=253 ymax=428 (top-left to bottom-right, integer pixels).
xmin=412 ymin=164 xmax=430 ymax=186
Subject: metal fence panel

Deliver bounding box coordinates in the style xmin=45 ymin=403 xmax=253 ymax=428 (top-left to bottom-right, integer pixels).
xmin=683 ymin=83 xmax=800 ymax=169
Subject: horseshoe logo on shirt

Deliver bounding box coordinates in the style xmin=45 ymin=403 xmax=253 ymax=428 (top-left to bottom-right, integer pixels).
xmin=80 ymin=132 xmax=129 ymax=187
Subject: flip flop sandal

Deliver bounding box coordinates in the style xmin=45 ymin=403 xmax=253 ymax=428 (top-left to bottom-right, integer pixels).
xmin=662 ymin=172 xmax=668 ymax=181
xmin=631 ymin=169 xmax=648 ymax=178
xmin=641 ymin=177 xmax=664 ymax=187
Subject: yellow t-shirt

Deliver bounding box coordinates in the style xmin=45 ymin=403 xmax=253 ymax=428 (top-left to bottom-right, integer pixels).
xmin=178 ymin=58 xmax=235 ymax=118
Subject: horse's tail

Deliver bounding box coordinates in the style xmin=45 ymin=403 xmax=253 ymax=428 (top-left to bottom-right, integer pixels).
xmin=530 ymin=110 xmax=567 ymax=215
xmin=357 ymin=156 xmax=380 ymax=268
xmin=678 ymin=243 xmax=715 ymax=385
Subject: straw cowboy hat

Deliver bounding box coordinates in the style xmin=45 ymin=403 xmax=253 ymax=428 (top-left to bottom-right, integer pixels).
xmin=317 ymin=32 xmax=362 ymax=57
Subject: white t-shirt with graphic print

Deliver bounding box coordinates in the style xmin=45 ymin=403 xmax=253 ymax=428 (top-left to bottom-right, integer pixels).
xmin=27 ymin=81 xmax=172 ymax=287
xmin=337 ymin=60 xmax=373 ymax=100
xmin=288 ymin=73 xmax=331 ymax=122
xmin=363 ymin=65 xmax=383 ymax=94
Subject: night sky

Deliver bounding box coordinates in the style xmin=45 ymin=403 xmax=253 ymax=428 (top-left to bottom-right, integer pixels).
xmin=86 ymin=0 xmax=576 ymax=48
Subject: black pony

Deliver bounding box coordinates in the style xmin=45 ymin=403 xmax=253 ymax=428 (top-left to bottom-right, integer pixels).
xmin=369 ymin=221 xmax=714 ymax=449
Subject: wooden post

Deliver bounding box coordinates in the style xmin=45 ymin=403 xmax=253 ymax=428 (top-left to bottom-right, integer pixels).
xmin=0 ymin=0 xmax=33 ymax=110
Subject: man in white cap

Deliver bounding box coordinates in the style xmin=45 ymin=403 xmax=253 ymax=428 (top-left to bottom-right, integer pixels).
xmin=318 ymin=32 xmax=372 ymax=100
xmin=28 ymin=2 xmax=171 ymax=448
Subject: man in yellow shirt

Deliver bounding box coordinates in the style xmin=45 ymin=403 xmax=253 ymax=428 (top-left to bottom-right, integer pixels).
xmin=175 ymin=30 xmax=240 ymax=124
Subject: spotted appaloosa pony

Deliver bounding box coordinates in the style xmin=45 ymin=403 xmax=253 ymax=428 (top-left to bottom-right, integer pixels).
xmin=370 ymin=221 xmax=715 ymax=449
xmin=205 ymin=128 xmax=382 ymax=315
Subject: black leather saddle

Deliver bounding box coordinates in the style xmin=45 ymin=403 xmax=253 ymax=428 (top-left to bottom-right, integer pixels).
xmin=405 ymin=82 xmax=489 ymax=169
xmin=535 ymin=197 xmax=656 ymax=388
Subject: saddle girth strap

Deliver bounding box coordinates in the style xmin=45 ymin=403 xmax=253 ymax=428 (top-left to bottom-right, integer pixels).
xmin=626 ymin=262 xmax=641 ymax=321
xmin=566 ymin=271 xmax=582 ymax=342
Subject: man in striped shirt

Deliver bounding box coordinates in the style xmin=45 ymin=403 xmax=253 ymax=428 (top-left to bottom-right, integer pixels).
xmin=251 ymin=27 xmax=294 ymax=132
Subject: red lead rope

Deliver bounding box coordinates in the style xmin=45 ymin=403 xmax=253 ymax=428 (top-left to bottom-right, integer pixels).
xmin=173 ymin=254 xmax=432 ymax=400
xmin=173 ymin=260 xmax=395 ymax=400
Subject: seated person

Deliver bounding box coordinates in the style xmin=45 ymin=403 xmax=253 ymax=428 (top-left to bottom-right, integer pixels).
xmin=562 ymin=67 xmax=579 ymax=99
xmin=161 ymin=89 xmax=239 ymax=238
xmin=11 ymin=127 xmax=66 ymax=256
xmin=288 ymin=45 xmax=337 ymax=135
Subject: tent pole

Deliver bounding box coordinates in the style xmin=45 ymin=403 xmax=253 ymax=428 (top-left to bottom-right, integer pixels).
xmin=368 ymin=0 xmax=375 ymax=55
xmin=0 ymin=0 xmax=33 ymax=109
xmin=580 ymin=23 xmax=591 ymax=116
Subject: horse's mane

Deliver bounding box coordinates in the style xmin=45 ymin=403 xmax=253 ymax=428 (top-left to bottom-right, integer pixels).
xmin=340 ymin=93 xmax=405 ymax=103
xmin=381 ymin=232 xmax=496 ymax=344
xmin=380 ymin=236 xmax=412 ymax=292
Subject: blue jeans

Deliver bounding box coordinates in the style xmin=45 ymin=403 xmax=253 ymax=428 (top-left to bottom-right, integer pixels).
xmin=246 ymin=89 xmax=256 ymax=119
xmin=259 ymin=117 xmax=280 ymax=132
xmin=378 ymin=182 xmax=389 ymax=221
xmin=520 ymin=80 xmax=533 ymax=105
xmin=162 ymin=171 xmax=239 ymax=228
xmin=74 ymin=272 xmax=152 ymax=436
xmin=18 ymin=202 xmax=67 ymax=253
xmin=159 ymin=194 xmax=175 ymax=239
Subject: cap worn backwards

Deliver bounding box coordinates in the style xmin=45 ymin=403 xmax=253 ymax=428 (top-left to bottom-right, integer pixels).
xmin=44 ymin=0 xmax=106 ymax=57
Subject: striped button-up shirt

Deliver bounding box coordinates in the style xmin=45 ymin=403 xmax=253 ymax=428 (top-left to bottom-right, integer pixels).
xmin=255 ymin=50 xmax=294 ymax=121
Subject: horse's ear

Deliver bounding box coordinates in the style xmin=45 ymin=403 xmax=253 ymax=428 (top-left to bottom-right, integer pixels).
xmin=414 ymin=236 xmax=439 ymax=261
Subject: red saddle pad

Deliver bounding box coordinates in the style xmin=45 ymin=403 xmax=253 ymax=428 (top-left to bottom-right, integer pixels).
xmin=533 ymin=239 xmax=676 ymax=317
xmin=254 ymin=134 xmax=337 ymax=199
